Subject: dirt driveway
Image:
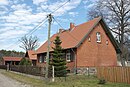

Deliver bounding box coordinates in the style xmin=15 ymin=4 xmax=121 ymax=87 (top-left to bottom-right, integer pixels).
xmin=0 ymin=70 xmax=32 ymax=87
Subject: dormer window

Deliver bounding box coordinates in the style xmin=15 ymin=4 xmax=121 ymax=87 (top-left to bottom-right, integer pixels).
xmin=96 ymin=32 xmax=101 ymax=43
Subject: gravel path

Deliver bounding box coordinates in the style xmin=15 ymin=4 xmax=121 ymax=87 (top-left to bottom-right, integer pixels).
xmin=0 ymin=70 xmax=32 ymax=87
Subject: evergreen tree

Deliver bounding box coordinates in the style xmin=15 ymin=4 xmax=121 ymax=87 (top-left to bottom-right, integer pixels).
xmin=19 ymin=57 xmax=32 ymax=65
xmin=50 ymin=36 xmax=67 ymax=77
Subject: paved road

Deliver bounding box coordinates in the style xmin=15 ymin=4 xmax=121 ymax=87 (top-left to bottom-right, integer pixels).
xmin=0 ymin=70 xmax=32 ymax=87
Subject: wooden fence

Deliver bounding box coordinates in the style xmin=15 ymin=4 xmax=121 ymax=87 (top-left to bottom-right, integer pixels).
xmin=10 ymin=65 xmax=46 ymax=76
xmin=97 ymin=67 xmax=130 ymax=84
xmin=0 ymin=65 xmax=7 ymax=69
xmin=1 ymin=65 xmax=130 ymax=84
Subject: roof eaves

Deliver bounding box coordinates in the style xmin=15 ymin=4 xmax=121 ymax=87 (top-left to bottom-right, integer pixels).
xmin=75 ymin=17 xmax=102 ymax=48
xmin=100 ymin=18 xmax=121 ymax=54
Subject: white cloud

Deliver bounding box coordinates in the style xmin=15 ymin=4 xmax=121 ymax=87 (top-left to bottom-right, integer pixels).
xmin=11 ymin=4 xmax=32 ymax=12
xmin=82 ymin=0 xmax=98 ymax=4
xmin=0 ymin=0 xmax=9 ymax=5
xmin=38 ymin=0 xmax=82 ymax=16
xmin=68 ymin=12 xmax=78 ymax=17
xmin=0 ymin=0 xmax=82 ymax=51
xmin=0 ymin=6 xmax=8 ymax=15
xmin=33 ymin=0 xmax=47 ymax=5
xmin=0 ymin=4 xmax=48 ymax=44
xmin=87 ymin=3 xmax=95 ymax=8
xmin=83 ymin=0 xmax=97 ymax=9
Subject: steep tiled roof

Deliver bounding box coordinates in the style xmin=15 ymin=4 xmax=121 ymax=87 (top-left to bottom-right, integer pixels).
xmin=3 ymin=57 xmax=22 ymax=61
xmin=36 ymin=17 xmax=121 ymax=54
xmin=25 ymin=50 xmax=37 ymax=60
xmin=36 ymin=17 xmax=100 ymax=54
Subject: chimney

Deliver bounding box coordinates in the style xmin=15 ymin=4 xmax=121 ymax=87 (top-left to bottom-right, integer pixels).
xmin=70 ymin=23 xmax=75 ymax=30
xmin=59 ymin=29 xmax=64 ymax=33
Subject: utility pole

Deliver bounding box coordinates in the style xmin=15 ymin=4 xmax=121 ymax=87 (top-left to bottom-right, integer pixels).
xmin=45 ymin=14 xmax=52 ymax=79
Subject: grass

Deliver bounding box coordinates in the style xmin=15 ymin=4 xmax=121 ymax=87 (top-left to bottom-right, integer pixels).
xmin=1 ymin=70 xmax=130 ymax=87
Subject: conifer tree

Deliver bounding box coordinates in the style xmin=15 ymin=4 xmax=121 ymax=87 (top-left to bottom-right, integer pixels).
xmin=51 ymin=36 xmax=67 ymax=77
xmin=19 ymin=57 xmax=32 ymax=65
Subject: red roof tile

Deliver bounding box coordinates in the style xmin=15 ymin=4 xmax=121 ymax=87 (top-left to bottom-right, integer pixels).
xmin=3 ymin=57 xmax=22 ymax=61
xmin=36 ymin=17 xmax=101 ymax=54
xmin=27 ymin=50 xmax=37 ymax=60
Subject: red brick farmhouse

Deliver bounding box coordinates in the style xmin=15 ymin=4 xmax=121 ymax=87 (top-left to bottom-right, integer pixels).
xmin=36 ymin=17 xmax=121 ymax=73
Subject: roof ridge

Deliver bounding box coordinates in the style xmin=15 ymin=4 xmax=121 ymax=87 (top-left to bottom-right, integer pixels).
xmin=36 ymin=17 xmax=102 ymax=54
xmin=75 ymin=17 xmax=101 ymax=28
xmin=76 ymin=17 xmax=102 ymax=47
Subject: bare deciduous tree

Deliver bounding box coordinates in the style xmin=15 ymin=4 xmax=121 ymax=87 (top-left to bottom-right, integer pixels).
xmin=87 ymin=0 xmax=130 ymax=66
xmin=19 ymin=36 xmax=39 ymax=51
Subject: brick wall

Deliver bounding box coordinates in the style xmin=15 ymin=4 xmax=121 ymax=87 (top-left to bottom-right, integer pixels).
xmin=77 ymin=23 xmax=117 ymax=67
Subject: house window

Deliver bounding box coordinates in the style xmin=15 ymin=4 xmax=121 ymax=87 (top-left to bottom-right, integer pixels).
xmin=66 ymin=50 xmax=71 ymax=62
xmin=39 ymin=55 xmax=43 ymax=63
xmin=106 ymin=40 xmax=109 ymax=45
xmin=96 ymin=32 xmax=101 ymax=43
xmin=88 ymin=36 xmax=91 ymax=42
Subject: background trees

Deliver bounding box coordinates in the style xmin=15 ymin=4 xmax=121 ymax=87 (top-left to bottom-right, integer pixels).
xmin=88 ymin=0 xmax=130 ymax=66
xmin=0 ymin=50 xmax=25 ymax=57
xmin=0 ymin=50 xmax=25 ymax=65
xmin=50 ymin=36 xmax=67 ymax=77
xmin=19 ymin=36 xmax=39 ymax=51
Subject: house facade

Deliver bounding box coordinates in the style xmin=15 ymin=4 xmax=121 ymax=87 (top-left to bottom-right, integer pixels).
xmin=36 ymin=17 xmax=121 ymax=73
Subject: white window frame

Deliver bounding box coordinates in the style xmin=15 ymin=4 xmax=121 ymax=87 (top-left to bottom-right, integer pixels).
xmin=106 ymin=40 xmax=109 ymax=45
xmin=88 ymin=36 xmax=91 ymax=42
xmin=96 ymin=32 xmax=101 ymax=43
xmin=66 ymin=50 xmax=71 ymax=62
xmin=39 ymin=55 xmax=43 ymax=63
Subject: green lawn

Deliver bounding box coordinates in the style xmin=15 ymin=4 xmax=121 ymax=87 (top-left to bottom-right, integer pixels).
xmin=2 ymin=70 xmax=130 ymax=87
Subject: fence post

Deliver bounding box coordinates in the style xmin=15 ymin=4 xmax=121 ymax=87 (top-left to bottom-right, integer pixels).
xmin=7 ymin=63 xmax=9 ymax=71
xmin=52 ymin=66 xmax=55 ymax=82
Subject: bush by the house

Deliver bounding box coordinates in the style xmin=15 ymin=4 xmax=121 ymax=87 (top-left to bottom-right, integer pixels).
xmin=19 ymin=57 xmax=32 ymax=65
xmin=98 ymin=78 xmax=106 ymax=84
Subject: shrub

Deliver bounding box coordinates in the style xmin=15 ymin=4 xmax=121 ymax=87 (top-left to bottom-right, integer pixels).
xmin=19 ymin=57 xmax=32 ymax=65
xmin=98 ymin=78 xmax=106 ymax=84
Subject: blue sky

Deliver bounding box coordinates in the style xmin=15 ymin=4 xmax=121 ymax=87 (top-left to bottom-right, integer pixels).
xmin=0 ymin=0 xmax=96 ymax=52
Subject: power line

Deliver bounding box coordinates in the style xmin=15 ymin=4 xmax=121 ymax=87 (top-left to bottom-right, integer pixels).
xmin=5 ymin=18 xmax=48 ymax=50
xmin=5 ymin=41 xmax=20 ymax=50
xmin=4 ymin=0 xmax=71 ymax=50
xmin=26 ymin=18 xmax=48 ymax=36
xmin=53 ymin=17 xmax=79 ymax=42
xmin=51 ymin=0 xmax=70 ymax=14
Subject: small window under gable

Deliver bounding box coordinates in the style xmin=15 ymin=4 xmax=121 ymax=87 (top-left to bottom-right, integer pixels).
xmin=106 ymin=40 xmax=109 ymax=45
xmin=96 ymin=32 xmax=101 ymax=43
xmin=66 ymin=50 xmax=71 ymax=62
xmin=88 ymin=36 xmax=91 ymax=42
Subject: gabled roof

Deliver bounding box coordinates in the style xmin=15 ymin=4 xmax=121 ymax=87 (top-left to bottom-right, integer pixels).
xmin=3 ymin=57 xmax=22 ymax=61
xmin=25 ymin=50 xmax=37 ymax=60
xmin=36 ymin=17 xmax=121 ymax=54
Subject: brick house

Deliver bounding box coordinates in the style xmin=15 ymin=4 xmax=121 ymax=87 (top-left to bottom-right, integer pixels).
xmin=36 ymin=17 xmax=121 ymax=73
xmin=25 ymin=50 xmax=37 ymax=66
